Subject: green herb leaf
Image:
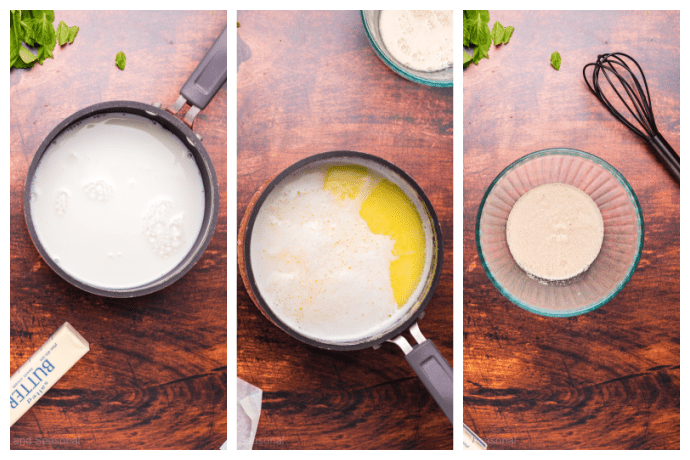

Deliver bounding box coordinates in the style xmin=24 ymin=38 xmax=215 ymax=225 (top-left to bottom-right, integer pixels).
xmin=36 ymin=39 xmax=55 ymax=64
xmin=32 ymin=10 xmax=55 ymax=23
xmin=28 ymin=10 xmax=56 ymax=46
xmin=116 ymin=51 xmax=126 ymax=70
xmin=67 ymin=26 xmax=79 ymax=43
xmin=13 ymin=55 xmax=34 ymax=68
xmin=56 ymin=20 xmax=69 ymax=45
xmin=473 ymin=40 xmax=491 ymax=65
xmin=463 ymin=50 xmax=473 ymax=67
xmin=463 ymin=21 xmax=470 ymax=47
xmin=463 ymin=11 xmax=514 ymax=67
xmin=10 ymin=26 xmax=20 ymax=68
xmin=237 ymin=21 xmax=240 ymax=28
xmin=464 ymin=10 xmax=490 ymax=23
xmin=12 ymin=10 xmax=35 ymax=47
xmin=503 ymin=26 xmax=515 ymax=44
xmin=551 ymin=51 xmax=561 ymax=70
xmin=472 ymin=21 xmax=491 ymax=52
xmin=10 ymin=10 xmax=77 ymax=69
xmin=491 ymin=21 xmax=505 ymax=45
xmin=18 ymin=43 xmax=38 ymax=65
xmin=465 ymin=11 xmax=490 ymax=46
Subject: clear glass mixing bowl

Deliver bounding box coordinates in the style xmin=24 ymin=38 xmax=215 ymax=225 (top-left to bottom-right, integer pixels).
xmin=476 ymin=148 xmax=644 ymax=317
xmin=360 ymin=10 xmax=453 ymax=87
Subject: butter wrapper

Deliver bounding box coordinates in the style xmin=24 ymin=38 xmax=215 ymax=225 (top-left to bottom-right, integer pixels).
xmin=463 ymin=423 xmax=488 ymax=450
xmin=10 ymin=322 xmax=89 ymax=426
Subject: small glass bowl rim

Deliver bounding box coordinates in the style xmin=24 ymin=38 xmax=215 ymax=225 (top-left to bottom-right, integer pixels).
xmin=360 ymin=10 xmax=453 ymax=88
xmin=475 ymin=148 xmax=645 ymax=317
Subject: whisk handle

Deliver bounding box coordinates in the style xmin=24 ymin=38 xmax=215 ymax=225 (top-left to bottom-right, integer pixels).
xmin=649 ymin=134 xmax=680 ymax=182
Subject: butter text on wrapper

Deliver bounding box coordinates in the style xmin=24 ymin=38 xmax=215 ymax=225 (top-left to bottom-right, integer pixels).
xmin=10 ymin=323 xmax=89 ymax=426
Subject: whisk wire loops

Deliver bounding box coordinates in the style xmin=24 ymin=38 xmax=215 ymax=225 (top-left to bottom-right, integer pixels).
xmin=583 ymin=52 xmax=679 ymax=181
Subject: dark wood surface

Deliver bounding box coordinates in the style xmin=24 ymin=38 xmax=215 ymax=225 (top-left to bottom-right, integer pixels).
xmin=237 ymin=11 xmax=453 ymax=449
xmin=463 ymin=11 xmax=679 ymax=449
xmin=10 ymin=11 xmax=227 ymax=450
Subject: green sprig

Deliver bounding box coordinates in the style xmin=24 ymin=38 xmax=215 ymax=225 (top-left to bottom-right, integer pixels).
xmin=551 ymin=51 xmax=561 ymax=70
xmin=116 ymin=51 xmax=126 ymax=70
xmin=463 ymin=11 xmax=514 ymax=67
xmin=10 ymin=10 xmax=78 ymax=69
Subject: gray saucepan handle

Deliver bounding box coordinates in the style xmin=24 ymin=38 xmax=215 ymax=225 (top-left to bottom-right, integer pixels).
xmin=181 ymin=25 xmax=228 ymax=110
xmin=389 ymin=322 xmax=453 ymax=424
xmin=406 ymin=340 xmax=453 ymax=424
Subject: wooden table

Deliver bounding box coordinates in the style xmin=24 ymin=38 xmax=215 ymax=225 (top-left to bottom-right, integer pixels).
xmin=237 ymin=11 xmax=453 ymax=449
xmin=10 ymin=11 xmax=227 ymax=450
xmin=463 ymin=11 xmax=679 ymax=449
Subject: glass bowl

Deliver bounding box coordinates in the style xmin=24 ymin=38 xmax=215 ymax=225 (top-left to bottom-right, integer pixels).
xmin=476 ymin=149 xmax=644 ymax=317
xmin=360 ymin=10 xmax=453 ymax=87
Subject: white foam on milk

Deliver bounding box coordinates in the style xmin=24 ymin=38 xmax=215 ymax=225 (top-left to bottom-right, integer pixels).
xmin=379 ymin=10 xmax=453 ymax=72
xmin=30 ymin=112 xmax=206 ymax=289
xmin=250 ymin=165 xmax=434 ymax=344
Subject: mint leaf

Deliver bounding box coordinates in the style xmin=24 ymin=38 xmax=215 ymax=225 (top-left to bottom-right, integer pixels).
xmin=10 ymin=11 xmax=78 ymax=69
xmin=32 ymin=10 xmax=55 ymax=23
xmin=11 ymin=10 xmax=34 ymax=47
xmin=463 ymin=11 xmax=514 ymax=68
xmin=503 ymin=26 xmax=515 ymax=44
xmin=19 ymin=43 xmax=38 ymax=65
xmin=464 ymin=11 xmax=490 ymax=44
xmin=32 ymin=10 xmax=57 ymax=65
xmin=463 ymin=50 xmax=473 ymax=67
xmin=471 ymin=21 xmax=491 ymax=51
xmin=464 ymin=10 xmax=490 ymax=23
xmin=56 ymin=21 xmax=69 ymax=45
xmin=492 ymin=21 xmax=505 ymax=45
xmin=551 ymin=51 xmax=561 ymax=70
xmin=473 ymin=40 xmax=491 ymax=65
xmin=116 ymin=51 xmax=126 ymax=70
xmin=10 ymin=26 xmax=20 ymax=67
xmin=36 ymin=39 xmax=55 ymax=64
xmin=13 ymin=54 xmax=34 ymax=68
xmin=67 ymin=26 xmax=78 ymax=43
xmin=28 ymin=10 xmax=55 ymax=46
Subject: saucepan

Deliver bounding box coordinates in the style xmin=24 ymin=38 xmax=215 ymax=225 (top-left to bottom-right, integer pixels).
xmin=23 ymin=26 xmax=227 ymax=298
xmin=239 ymin=151 xmax=453 ymax=424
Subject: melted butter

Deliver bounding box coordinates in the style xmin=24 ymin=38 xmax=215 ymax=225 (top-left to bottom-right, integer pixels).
xmin=324 ymin=165 xmax=367 ymax=200
xmin=360 ymin=178 xmax=426 ymax=307
xmin=324 ymin=166 xmax=426 ymax=307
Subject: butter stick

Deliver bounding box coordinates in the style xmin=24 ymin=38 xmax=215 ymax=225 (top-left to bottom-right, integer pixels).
xmin=10 ymin=322 xmax=89 ymax=426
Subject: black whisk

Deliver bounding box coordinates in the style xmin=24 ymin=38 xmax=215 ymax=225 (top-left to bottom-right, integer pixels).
xmin=583 ymin=52 xmax=680 ymax=181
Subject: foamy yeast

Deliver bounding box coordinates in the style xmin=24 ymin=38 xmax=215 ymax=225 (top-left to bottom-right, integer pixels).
xmin=379 ymin=10 xmax=453 ymax=72
xmin=506 ymin=183 xmax=604 ymax=281
xmin=29 ymin=112 xmax=206 ymax=289
xmin=249 ymin=163 xmax=433 ymax=344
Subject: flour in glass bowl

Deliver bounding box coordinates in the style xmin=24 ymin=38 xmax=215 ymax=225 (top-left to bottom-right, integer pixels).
xmin=506 ymin=183 xmax=604 ymax=281
xmin=379 ymin=10 xmax=453 ymax=72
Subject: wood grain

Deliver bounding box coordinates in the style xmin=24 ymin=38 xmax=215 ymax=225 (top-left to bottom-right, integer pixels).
xmin=237 ymin=10 xmax=453 ymax=449
xmin=463 ymin=11 xmax=679 ymax=450
xmin=10 ymin=11 xmax=227 ymax=450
